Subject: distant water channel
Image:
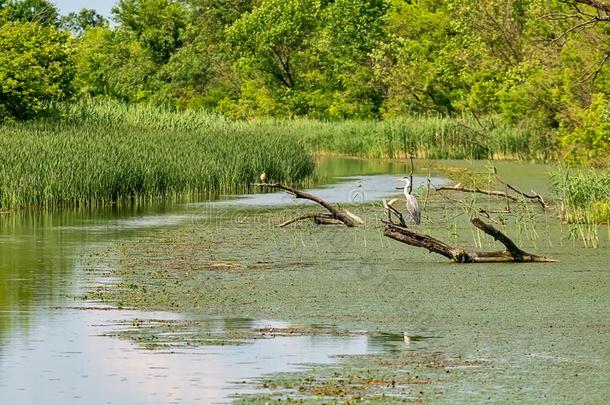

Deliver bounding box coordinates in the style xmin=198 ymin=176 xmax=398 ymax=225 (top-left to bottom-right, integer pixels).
xmin=0 ymin=157 xmax=443 ymax=404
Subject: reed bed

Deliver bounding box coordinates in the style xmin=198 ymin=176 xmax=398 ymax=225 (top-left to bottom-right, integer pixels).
xmin=551 ymin=167 xmax=610 ymax=247
xmin=0 ymin=101 xmax=314 ymax=209
xmin=1 ymin=100 xmax=557 ymax=209
xmin=552 ymin=168 xmax=610 ymax=223
xmin=280 ymin=115 xmax=556 ymax=160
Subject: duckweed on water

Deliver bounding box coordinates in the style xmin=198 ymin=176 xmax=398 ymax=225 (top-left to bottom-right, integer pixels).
xmin=86 ymin=192 xmax=609 ymax=402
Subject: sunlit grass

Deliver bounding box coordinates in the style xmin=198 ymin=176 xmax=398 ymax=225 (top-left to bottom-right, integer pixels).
xmin=551 ymin=167 xmax=610 ymax=247
xmin=277 ymin=115 xmax=556 ymax=160
xmin=0 ymin=100 xmax=314 ymax=209
xmin=0 ymin=99 xmax=559 ymax=210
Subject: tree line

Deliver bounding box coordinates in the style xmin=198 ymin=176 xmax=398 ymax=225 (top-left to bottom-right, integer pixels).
xmin=1 ymin=0 xmax=609 ymax=162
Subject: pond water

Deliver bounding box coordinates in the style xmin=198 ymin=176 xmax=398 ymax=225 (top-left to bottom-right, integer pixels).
xmin=0 ymin=156 xmax=439 ymax=404
xmin=2 ymin=156 xmax=607 ymax=403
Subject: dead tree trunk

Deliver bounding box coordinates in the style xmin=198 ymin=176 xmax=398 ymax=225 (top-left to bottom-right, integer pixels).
xmin=384 ymin=218 xmax=557 ymax=263
xmin=253 ymin=182 xmax=364 ymax=227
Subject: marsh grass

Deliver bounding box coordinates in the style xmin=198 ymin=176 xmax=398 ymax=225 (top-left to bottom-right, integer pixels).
xmin=418 ymin=164 xmax=553 ymax=250
xmin=551 ymin=167 xmax=610 ymax=247
xmin=0 ymin=100 xmax=315 ymax=209
xmin=279 ymin=115 xmax=556 ymax=160
xmin=1 ymin=99 xmax=557 ymax=210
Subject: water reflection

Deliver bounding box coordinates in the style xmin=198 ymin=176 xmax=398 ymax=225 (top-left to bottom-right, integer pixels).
xmin=0 ymin=204 xmax=183 ymax=346
xmin=0 ymin=156 xmax=447 ymax=404
xmin=212 ymin=174 xmax=447 ymax=207
xmin=0 ymin=310 xmax=396 ymax=404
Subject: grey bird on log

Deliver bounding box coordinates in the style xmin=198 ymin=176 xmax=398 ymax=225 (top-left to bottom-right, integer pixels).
xmin=400 ymin=177 xmax=421 ymax=224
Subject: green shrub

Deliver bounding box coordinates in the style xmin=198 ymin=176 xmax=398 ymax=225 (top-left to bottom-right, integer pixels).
xmin=0 ymin=20 xmax=74 ymax=120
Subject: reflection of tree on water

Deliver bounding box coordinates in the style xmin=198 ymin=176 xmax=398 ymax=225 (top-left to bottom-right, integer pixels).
xmin=0 ymin=204 xmax=177 ymax=348
xmin=315 ymin=156 xmax=415 ymax=179
xmin=0 ymin=211 xmax=75 ymax=347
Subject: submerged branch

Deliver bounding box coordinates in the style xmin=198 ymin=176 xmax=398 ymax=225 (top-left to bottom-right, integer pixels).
xmin=277 ymin=213 xmax=342 ymax=228
xmin=495 ymin=176 xmax=548 ymax=208
xmin=435 ymin=180 xmax=548 ymax=209
xmin=435 ymin=184 xmax=519 ymax=202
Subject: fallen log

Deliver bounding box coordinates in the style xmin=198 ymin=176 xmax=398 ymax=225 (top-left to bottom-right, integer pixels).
xmin=384 ymin=218 xmax=557 ymax=263
xmin=253 ymin=182 xmax=364 ymax=227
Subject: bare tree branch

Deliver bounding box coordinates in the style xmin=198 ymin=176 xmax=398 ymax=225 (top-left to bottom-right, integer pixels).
xmin=574 ymin=0 xmax=610 ymax=13
xmin=253 ymin=182 xmax=364 ymax=227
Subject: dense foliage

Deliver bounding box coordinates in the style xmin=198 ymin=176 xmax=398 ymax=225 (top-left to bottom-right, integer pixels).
xmin=1 ymin=0 xmax=609 ymax=164
xmin=0 ymin=12 xmax=74 ymax=119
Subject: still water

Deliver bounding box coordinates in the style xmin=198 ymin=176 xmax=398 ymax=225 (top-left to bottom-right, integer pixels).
xmin=0 ymin=157 xmax=432 ymax=404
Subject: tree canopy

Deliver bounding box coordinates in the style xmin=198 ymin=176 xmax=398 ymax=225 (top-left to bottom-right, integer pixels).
xmin=1 ymin=0 xmax=609 ymax=162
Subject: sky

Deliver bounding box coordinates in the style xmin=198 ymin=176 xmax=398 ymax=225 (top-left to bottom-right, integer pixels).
xmin=52 ymin=0 xmax=116 ymax=17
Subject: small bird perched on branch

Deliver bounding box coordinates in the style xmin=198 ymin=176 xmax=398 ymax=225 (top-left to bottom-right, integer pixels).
xmin=399 ymin=177 xmax=421 ymax=225
xmin=260 ymin=171 xmax=267 ymax=183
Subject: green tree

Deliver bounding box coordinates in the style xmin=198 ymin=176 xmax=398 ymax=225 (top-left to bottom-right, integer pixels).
xmin=154 ymin=43 xmax=213 ymax=109
xmin=113 ymin=0 xmax=188 ymax=64
xmin=379 ymin=0 xmax=464 ymax=115
xmin=153 ymin=0 xmax=257 ymax=109
xmin=227 ymin=0 xmax=320 ymax=89
xmin=61 ymin=8 xmax=107 ymax=35
xmin=2 ymin=0 xmax=58 ymax=26
xmin=225 ymin=0 xmax=389 ymax=118
xmin=0 ymin=20 xmax=74 ymax=120
xmin=311 ymin=0 xmax=388 ymax=118
xmin=73 ymin=27 xmax=157 ymax=102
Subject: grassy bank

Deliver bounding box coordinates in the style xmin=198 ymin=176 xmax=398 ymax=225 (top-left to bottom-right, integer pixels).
xmin=0 ymin=101 xmax=314 ymax=209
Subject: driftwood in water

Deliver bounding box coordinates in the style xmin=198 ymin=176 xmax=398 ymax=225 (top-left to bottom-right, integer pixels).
xmin=384 ymin=218 xmax=557 ymax=263
xmin=434 ymin=180 xmax=547 ymax=209
xmin=253 ymin=182 xmax=364 ymax=227
xmin=495 ymin=177 xmax=548 ymax=208
xmin=435 ymin=184 xmax=520 ymax=202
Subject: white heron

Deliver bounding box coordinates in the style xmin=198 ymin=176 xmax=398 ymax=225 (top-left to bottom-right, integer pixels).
xmin=399 ymin=177 xmax=421 ymax=224
xmin=260 ymin=171 xmax=267 ymax=183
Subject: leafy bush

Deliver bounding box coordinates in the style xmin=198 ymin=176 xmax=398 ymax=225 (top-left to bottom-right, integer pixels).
xmin=0 ymin=20 xmax=74 ymax=120
xmin=560 ymin=94 xmax=610 ymax=166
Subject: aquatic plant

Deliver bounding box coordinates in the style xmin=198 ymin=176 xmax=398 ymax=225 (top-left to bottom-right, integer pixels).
xmin=0 ymin=100 xmax=314 ymax=209
xmin=280 ymin=115 xmax=556 ymax=161
xmin=551 ymin=167 xmax=610 ymax=247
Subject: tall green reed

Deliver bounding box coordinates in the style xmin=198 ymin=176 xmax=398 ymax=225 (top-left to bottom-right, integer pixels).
xmin=0 ymin=100 xmax=314 ymax=209
xmin=551 ymin=166 xmax=610 ymax=247
xmin=274 ymin=115 xmax=555 ymax=160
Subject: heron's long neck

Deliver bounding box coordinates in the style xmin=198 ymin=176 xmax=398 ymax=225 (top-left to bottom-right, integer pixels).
xmin=404 ymin=183 xmax=410 ymax=195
